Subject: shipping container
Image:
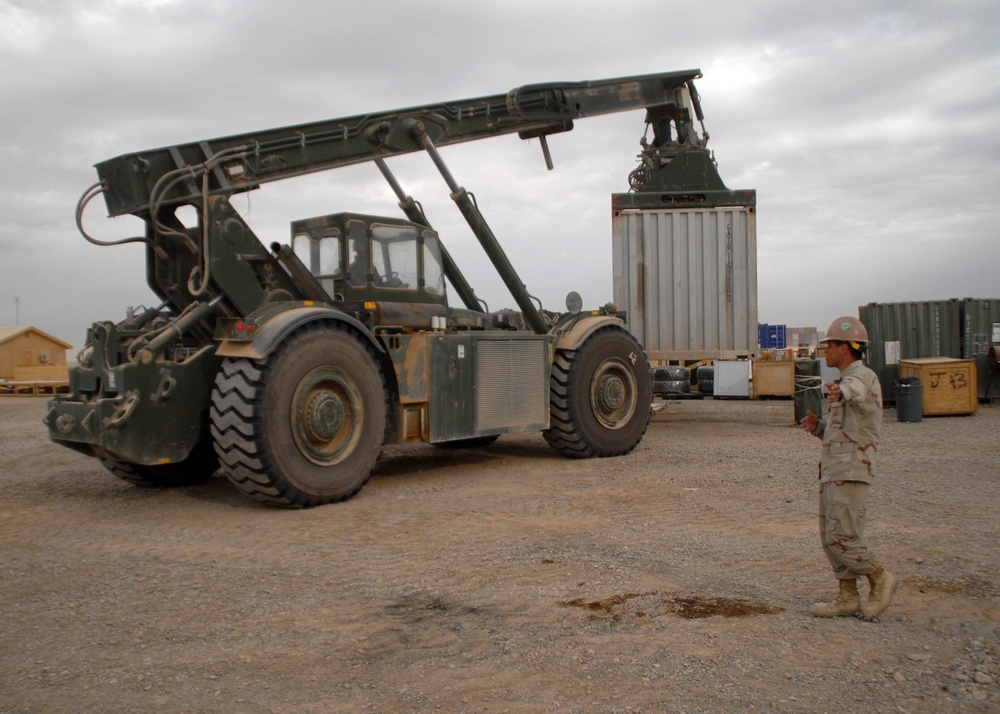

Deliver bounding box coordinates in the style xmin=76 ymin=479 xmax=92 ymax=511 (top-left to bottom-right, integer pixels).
xmin=858 ymin=300 xmax=963 ymax=402
xmin=611 ymin=195 xmax=758 ymax=364
xmin=787 ymin=326 xmax=820 ymax=351
xmin=960 ymin=298 xmax=1000 ymax=401
xmin=758 ymin=324 xmax=787 ymax=350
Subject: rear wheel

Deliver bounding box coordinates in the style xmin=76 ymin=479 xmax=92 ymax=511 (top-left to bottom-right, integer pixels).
xmin=211 ymin=324 xmax=387 ymax=507
xmin=544 ymin=326 xmax=652 ymax=458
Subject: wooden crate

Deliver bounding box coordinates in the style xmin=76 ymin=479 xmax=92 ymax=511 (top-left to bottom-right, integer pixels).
xmin=898 ymin=358 xmax=978 ymax=416
xmin=752 ymin=360 xmax=794 ymax=398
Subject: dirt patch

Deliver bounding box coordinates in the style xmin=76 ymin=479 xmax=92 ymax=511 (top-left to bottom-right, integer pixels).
xmin=1 ymin=397 xmax=998 ymax=713
xmin=561 ymin=592 xmax=784 ymax=620
xmin=911 ymin=576 xmax=997 ymax=597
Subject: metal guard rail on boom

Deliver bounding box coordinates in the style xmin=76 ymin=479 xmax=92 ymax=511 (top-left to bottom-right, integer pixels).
xmin=95 ymin=69 xmax=703 ymax=218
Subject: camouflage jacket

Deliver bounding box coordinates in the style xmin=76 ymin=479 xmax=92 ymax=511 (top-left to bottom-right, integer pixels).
xmin=813 ymin=360 xmax=883 ymax=484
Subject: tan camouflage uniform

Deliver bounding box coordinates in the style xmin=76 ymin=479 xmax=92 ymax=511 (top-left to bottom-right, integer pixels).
xmin=810 ymin=359 xmax=883 ymax=580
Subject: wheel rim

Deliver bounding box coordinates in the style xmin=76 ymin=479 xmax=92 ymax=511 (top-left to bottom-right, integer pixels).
xmin=290 ymin=367 xmax=363 ymax=465
xmin=589 ymin=357 xmax=638 ymax=429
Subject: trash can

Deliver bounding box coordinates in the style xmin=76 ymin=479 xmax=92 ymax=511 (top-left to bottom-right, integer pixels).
xmin=794 ymin=359 xmax=824 ymax=425
xmin=894 ymin=377 xmax=923 ymax=422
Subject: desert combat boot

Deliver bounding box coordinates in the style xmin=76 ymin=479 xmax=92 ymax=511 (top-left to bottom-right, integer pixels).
xmin=862 ymin=566 xmax=897 ymax=619
xmin=810 ymin=578 xmax=860 ymax=617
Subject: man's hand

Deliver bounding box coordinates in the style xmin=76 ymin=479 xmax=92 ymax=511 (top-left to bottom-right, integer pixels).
xmin=799 ymin=409 xmax=819 ymax=434
xmin=826 ymin=381 xmax=842 ymax=403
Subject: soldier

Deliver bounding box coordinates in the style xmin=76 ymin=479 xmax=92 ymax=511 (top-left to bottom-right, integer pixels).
xmin=799 ymin=316 xmax=897 ymax=619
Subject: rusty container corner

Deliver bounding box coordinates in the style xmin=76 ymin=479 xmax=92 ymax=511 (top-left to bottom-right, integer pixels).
xmin=611 ymin=192 xmax=758 ymax=365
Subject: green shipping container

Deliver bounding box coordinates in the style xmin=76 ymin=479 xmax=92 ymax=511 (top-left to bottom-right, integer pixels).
xmin=858 ymin=300 xmax=963 ymax=403
xmin=961 ymin=298 xmax=1000 ymax=401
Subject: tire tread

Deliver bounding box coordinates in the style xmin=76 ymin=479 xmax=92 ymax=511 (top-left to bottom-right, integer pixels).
xmin=210 ymin=323 xmax=386 ymax=507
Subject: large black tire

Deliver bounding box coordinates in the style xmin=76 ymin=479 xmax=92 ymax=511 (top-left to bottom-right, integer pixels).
xmin=652 ymin=366 xmax=691 ymax=382
xmin=652 ymin=379 xmax=690 ymax=396
xmin=98 ymin=433 xmax=218 ymax=488
xmin=210 ymin=324 xmax=387 ymax=507
xmin=544 ymin=326 xmax=652 ymax=458
xmin=696 ymin=365 xmax=715 ymax=395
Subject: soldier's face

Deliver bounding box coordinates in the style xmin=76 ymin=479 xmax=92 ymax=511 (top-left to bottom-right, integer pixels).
xmin=825 ymin=342 xmax=846 ymax=370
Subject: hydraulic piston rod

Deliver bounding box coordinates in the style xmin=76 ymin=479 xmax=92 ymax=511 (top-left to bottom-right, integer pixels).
xmin=411 ymin=122 xmax=549 ymax=335
xmin=135 ymin=295 xmax=224 ymax=364
xmin=373 ymin=157 xmax=486 ymax=313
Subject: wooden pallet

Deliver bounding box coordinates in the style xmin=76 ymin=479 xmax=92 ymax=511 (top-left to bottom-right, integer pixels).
xmin=0 ymin=381 xmax=70 ymax=397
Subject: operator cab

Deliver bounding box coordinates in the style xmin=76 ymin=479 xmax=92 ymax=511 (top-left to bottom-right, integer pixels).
xmin=290 ymin=212 xmax=448 ymax=306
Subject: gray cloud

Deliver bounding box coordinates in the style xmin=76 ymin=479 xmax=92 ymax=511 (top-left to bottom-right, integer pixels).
xmin=1 ymin=0 xmax=997 ymax=345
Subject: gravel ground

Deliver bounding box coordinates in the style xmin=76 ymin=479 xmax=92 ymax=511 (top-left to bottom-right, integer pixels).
xmin=1 ymin=395 xmax=998 ymax=713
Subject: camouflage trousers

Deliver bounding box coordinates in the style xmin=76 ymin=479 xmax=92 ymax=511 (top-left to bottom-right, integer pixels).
xmin=818 ymin=480 xmax=880 ymax=579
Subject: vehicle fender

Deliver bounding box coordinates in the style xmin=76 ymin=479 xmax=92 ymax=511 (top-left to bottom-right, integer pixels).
xmin=215 ymin=307 xmax=383 ymax=360
xmin=554 ymin=315 xmax=624 ymax=351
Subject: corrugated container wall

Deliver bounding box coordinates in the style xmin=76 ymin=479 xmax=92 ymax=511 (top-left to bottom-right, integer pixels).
xmin=858 ymin=300 xmax=964 ymax=401
xmin=612 ymin=204 xmax=758 ymax=363
xmin=961 ymin=298 xmax=1000 ymax=400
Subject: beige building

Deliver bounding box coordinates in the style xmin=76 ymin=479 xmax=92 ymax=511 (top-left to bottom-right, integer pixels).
xmin=0 ymin=327 xmax=72 ymax=381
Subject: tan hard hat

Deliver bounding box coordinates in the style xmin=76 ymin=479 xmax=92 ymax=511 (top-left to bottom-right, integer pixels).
xmin=820 ymin=316 xmax=869 ymax=345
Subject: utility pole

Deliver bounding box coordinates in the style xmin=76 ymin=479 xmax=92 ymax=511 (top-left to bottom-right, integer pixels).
xmin=14 ymin=296 xmax=20 ymax=326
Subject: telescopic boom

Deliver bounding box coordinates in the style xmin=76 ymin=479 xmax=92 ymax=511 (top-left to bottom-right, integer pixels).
xmin=95 ymin=70 xmax=705 ymax=218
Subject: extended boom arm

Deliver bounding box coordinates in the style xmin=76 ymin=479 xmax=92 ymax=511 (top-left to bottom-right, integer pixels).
xmin=96 ymin=70 xmax=705 ymax=218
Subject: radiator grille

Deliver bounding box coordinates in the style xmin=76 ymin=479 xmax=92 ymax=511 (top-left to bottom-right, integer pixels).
xmin=475 ymin=340 xmax=547 ymax=429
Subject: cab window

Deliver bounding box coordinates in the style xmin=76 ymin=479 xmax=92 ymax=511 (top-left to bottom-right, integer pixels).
xmin=423 ymin=232 xmax=446 ymax=295
xmin=347 ymin=220 xmax=369 ymax=287
xmin=293 ymin=228 xmax=342 ymax=296
xmin=372 ymin=224 xmax=418 ymax=289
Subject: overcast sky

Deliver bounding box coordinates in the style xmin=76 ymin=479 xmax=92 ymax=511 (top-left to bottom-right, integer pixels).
xmin=1 ymin=0 xmax=998 ymax=349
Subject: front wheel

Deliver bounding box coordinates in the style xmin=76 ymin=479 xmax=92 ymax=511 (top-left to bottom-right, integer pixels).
xmin=210 ymin=324 xmax=387 ymax=507
xmin=543 ymin=326 xmax=652 ymax=458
